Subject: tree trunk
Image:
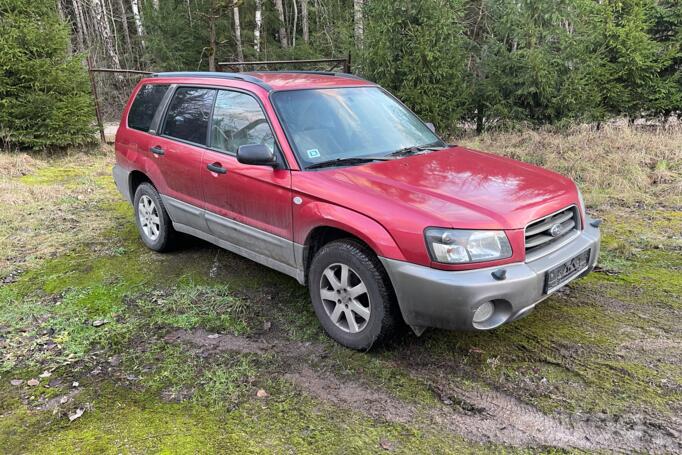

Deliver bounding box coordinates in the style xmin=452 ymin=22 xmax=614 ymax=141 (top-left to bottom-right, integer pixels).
xmin=130 ymin=0 xmax=145 ymax=48
xmin=151 ymin=0 xmax=159 ymax=10
xmin=106 ymin=0 xmax=120 ymax=58
xmin=292 ymin=0 xmax=297 ymax=47
xmin=254 ymin=0 xmax=262 ymax=53
xmin=92 ymin=0 xmax=121 ymax=68
xmin=72 ymin=0 xmax=88 ymax=50
xmin=354 ymin=0 xmax=364 ymax=48
xmin=301 ymin=0 xmax=309 ymax=44
xmin=233 ymin=6 xmax=244 ymax=62
xmin=273 ymin=0 xmax=289 ymax=48
xmin=208 ymin=14 xmax=216 ymax=71
xmin=117 ymin=0 xmax=133 ymax=58
xmin=186 ymin=0 xmax=193 ymax=26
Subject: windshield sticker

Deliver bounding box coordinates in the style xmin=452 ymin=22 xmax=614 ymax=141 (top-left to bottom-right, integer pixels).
xmin=307 ymin=149 xmax=321 ymax=159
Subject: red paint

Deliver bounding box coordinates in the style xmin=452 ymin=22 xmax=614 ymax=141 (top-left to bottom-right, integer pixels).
xmin=115 ymin=73 xmax=582 ymax=271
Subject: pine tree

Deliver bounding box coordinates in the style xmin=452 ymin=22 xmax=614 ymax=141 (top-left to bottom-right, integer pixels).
xmin=361 ymin=0 xmax=472 ymax=132
xmin=597 ymin=0 xmax=674 ymax=119
xmin=0 ymin=0 xmax=95 ymax=150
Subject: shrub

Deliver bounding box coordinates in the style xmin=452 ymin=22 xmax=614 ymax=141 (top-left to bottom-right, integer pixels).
xmin=0 ymin=0 xmax=95 ymax=150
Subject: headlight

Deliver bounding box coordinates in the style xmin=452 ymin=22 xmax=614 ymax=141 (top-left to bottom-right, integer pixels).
xmin=425 ymin=228 xmax=512 ymax=264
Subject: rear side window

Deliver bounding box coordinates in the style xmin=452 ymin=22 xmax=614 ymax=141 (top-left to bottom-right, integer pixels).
xmin=162 ymin=87 xmax=216 ymax=146
xmin=127 ymin=84 xmax=169 ymax=132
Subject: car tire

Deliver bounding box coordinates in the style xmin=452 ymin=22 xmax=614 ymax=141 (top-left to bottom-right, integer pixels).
xmin=308 ymin=239 xmax=399 ymax=350
xmin=133 ymin=182 xmax=176 ymax=252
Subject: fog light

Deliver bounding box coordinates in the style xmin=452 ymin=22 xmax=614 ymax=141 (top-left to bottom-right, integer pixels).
xmin=473 ymin=301 xmax=495 ymax=323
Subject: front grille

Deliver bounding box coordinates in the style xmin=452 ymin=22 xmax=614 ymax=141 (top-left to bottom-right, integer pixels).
xmin=525 ymin=206 xmax=580 ymax=261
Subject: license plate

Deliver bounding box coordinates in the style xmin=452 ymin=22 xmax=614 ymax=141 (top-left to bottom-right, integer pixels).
xmin=544 ymin=249 xmax=591 ymax=293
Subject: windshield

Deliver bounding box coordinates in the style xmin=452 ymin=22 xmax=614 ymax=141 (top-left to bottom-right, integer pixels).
xmin=271 ymin=87 xmax=444 ymax=168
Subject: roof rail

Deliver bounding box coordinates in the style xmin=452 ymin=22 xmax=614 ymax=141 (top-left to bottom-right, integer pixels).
xmin=151 ymin=71 xmax=273 ymax=91
xmin=246 ymin=70 xmax=365 ymax=80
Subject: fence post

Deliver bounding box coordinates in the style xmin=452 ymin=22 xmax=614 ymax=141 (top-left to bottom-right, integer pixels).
xmin=345 ymin=52 xmax=352 ymax=74
xmin=86 ymin=55 xmax=106 ymax=143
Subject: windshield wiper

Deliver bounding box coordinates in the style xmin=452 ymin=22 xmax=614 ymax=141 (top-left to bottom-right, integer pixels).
xmin=305 ymin=156 xmax=392 ymax=170
xmin=387 ymin=143 xmax=448 ymax=157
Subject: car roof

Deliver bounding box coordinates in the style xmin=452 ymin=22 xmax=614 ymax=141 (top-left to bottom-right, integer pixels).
xmin=150 ymin=71 xmax=374 ymax=92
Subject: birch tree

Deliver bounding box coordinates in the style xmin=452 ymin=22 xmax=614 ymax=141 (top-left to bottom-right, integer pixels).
xmin=117 ymin=0 xmax=133 ymax=57
xmin=273 ymin=0 xmax=289 ymax=48
xmin=301 ymin=0 xmax=309 ymax=44
xmin=354 ymin=0 xmax=364 ymax=47
xmin=254 ymin=0 xmax=262 ymax=53
xmin=92 ymin=0 xmax=121 ymax=68
xmin=130 ymin=0 xmax=145 ymax=48
xmin=233 ymin=4 xmax=244 ymax=61
xmin=71 ymin=0 xmax=86 ymax=50
xmin=292 ymin=0 xmax=298 ymax=47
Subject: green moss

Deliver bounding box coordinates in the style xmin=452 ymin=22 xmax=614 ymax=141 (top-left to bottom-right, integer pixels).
xmin=2 ymin=383 xmax=515 ymax=455
xmin=18 ymin=166 xmax=86 ymax=186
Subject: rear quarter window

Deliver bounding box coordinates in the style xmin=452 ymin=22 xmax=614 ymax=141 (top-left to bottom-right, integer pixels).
xmin=127 ymin=84 xmax=169 ymax=132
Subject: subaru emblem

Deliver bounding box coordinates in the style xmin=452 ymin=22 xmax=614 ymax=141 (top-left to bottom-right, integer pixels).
xmin=549 ymin=223 xmax=563 ymax=237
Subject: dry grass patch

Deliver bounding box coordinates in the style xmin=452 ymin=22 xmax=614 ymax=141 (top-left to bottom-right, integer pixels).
xmin=0 ymin=147 xmax=119 ymax=277
xmin=459 ymin=124 xmax=682 ymax=208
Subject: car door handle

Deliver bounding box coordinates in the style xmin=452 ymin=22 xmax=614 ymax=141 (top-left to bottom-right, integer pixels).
xmin=150 ymin=145 xmax=164 ymax=156
xmin=207 ymin=162 xmax=227 ymax=174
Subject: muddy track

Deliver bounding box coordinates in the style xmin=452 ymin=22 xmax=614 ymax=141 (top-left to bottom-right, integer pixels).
xmin=165 ymin=328 xmax=680 ymax=453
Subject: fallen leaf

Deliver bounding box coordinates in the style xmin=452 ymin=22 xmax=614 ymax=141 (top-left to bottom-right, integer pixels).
xmin=92 ymin=320 xmax=108 ymax=327
xmin=379 ymin=439 xmax=394 ymax=451
xmin=10 ymin=379 xmax=23 ymax=386
xmin=39 ymin=370 xmax=52 ymax=378
xmin=27 ymin=378 xmax=39 ymax=387
xmin=48 ymin=378 xmax=63 ymax=388
xmin=60 ymin=396 xmax=70 ymax=405
xmin=108 ymin=355 xmax=121 ymax=366
xmin=256 ymin=389 xmax=269 ymax=398
xmin=263 ymin=321 xmax=272 ymax=331
xmin=207 ymin=333 xmax=220 ymax=339
xmin=72 ymin=382 xmax=80 ymax=388
xmin=68 ymin=408 xmax=84 ymax=422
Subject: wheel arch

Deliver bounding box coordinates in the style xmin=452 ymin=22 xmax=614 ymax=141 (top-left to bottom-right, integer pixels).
xmin=298 ymin=204 xmax=407 ymax=283
xmin=128 ymin=170 xmax=155 ymax=202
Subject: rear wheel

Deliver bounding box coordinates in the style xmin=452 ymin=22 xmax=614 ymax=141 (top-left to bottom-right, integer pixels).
xmin=133 ymin=182 xmax=176 ymax=252
xmin=308 ymin=239 xmax=399 ymax=350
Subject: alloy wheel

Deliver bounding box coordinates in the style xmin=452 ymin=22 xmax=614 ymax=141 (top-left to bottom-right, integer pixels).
xmin=138 ymin=195 xmax=160 ymax=241
xmin=319 ymin=263 xmax=371 ymax=333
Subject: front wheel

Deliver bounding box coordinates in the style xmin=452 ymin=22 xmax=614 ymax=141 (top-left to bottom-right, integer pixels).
xmin=308 ymin=239 xmax=399 ymax=350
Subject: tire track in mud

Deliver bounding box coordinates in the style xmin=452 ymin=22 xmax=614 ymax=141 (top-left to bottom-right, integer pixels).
xmin=164 ymin=328 xmax=680 ymax=453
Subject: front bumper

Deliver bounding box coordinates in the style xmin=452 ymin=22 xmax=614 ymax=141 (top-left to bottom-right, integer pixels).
xmin=380 ymin=219 xmax=601 ymax=333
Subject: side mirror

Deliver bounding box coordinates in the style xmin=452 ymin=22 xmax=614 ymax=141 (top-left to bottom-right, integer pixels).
xmin=237 ymin=144 xmax=277 ymax=167
xmin=425 ymin=122 xmax=436 ymax=134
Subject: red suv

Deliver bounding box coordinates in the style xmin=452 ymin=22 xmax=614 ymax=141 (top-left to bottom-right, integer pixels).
xmin=114 ymin=71 xmax=601 ymax=349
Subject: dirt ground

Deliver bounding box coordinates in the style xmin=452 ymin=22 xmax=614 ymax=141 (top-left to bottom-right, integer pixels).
xmin=1 ymin=126 xmax=681 ymax=453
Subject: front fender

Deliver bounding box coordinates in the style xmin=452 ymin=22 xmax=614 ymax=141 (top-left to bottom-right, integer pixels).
xmin=294 ymin=200 xmax=406 ymax=261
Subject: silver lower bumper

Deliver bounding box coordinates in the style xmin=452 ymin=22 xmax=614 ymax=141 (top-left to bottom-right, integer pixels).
xmin=380 ymin=220 xmax=601 ymax=333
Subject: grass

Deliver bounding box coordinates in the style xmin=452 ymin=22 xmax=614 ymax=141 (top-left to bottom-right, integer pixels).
xmin=0 ymin=125 xmax=680 ymax=453
xmin=459 ymin=123 xmax=682 ymax=207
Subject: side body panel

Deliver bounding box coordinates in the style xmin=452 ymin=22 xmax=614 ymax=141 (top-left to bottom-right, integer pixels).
xmin=202 ymin=149 xmax=294 ymax=267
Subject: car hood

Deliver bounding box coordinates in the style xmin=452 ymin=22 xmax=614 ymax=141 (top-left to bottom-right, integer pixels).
xmin=297 ymin=146 xmax=579 ymax=230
